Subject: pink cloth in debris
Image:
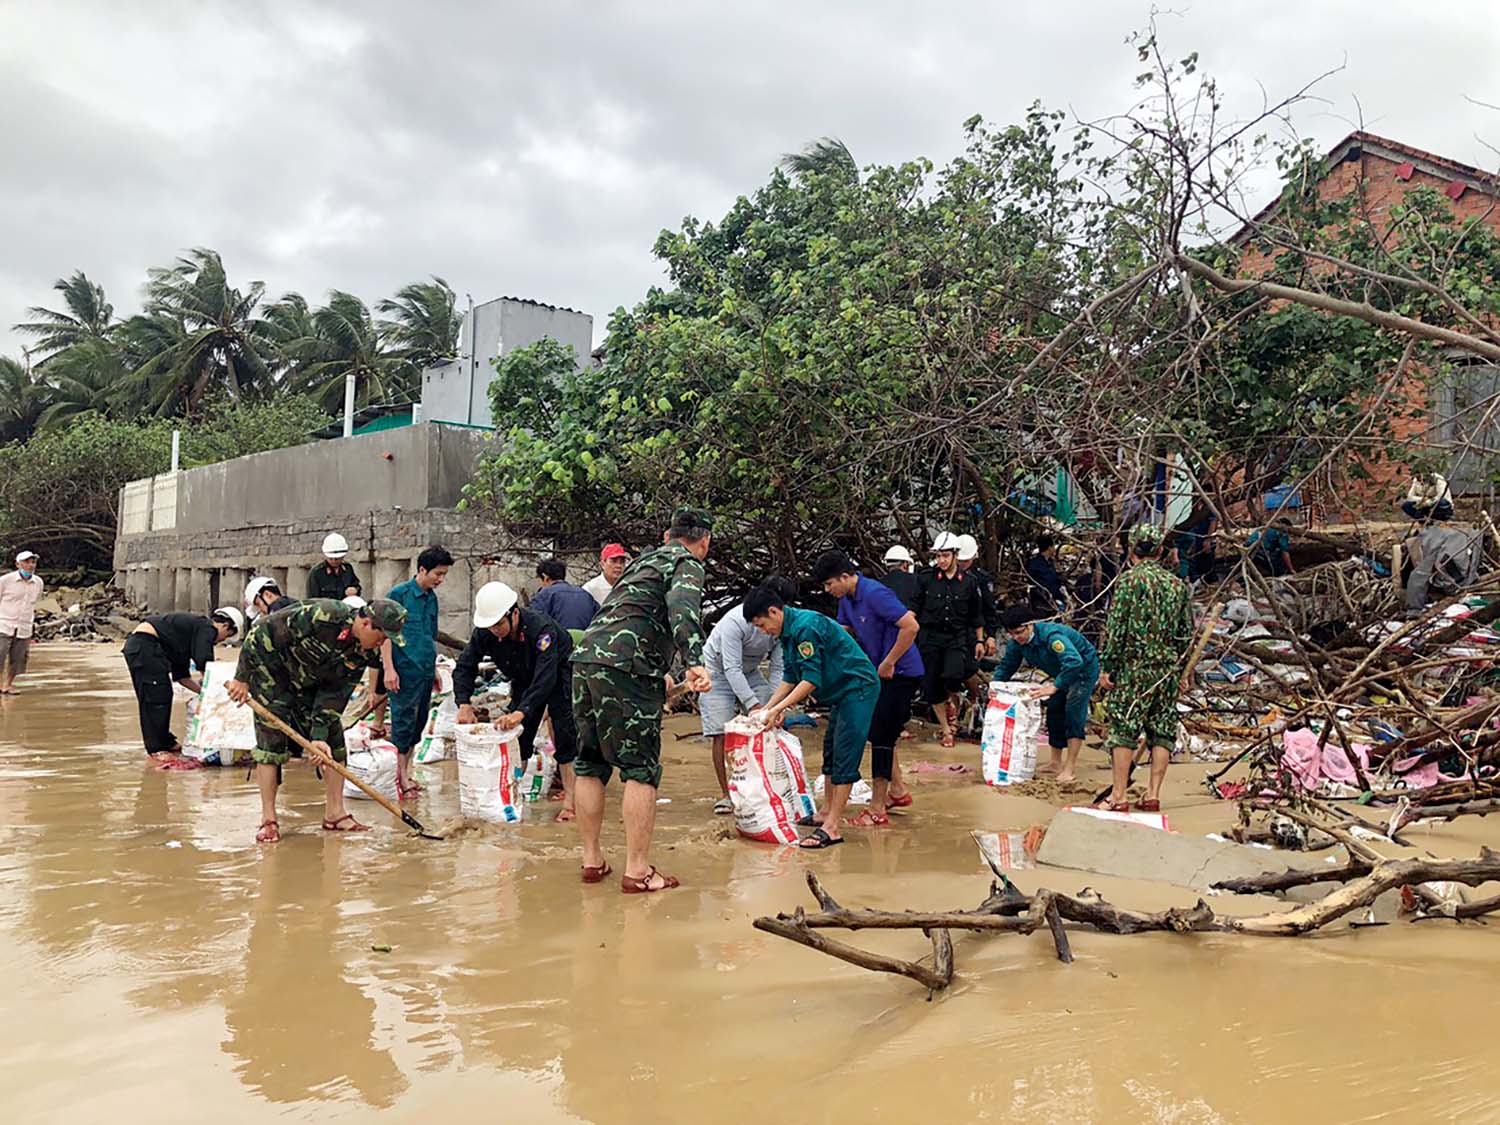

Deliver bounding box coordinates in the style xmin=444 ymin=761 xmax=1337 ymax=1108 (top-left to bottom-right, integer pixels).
xmin=1280 ymin=729 xmax=1449 ymax=790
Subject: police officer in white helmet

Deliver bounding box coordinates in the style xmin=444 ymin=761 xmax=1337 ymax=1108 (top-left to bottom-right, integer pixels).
xmin=307 ymin=532 xmax=362 ymax=600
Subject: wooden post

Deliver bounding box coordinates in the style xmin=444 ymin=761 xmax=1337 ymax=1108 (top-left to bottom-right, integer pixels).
xmin=1392 ymin=542 xmax=1402 ymax=600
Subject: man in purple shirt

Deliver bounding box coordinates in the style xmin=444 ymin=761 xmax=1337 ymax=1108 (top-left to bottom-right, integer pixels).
xmin=811 ymin=550 xmax=923 ymax=825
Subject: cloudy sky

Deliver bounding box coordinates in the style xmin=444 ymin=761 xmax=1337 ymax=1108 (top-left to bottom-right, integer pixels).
xmin=2 ymin=0 xmax=1498 ymax=357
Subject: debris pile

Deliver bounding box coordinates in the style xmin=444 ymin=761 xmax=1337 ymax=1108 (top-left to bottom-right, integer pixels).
xmin=32 ymin=584 xmax=145 ymax=643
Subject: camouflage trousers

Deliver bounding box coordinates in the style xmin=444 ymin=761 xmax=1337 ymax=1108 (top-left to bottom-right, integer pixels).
xmin=1105 ymin=663 xmax=1180 ymax=750
xmin=571 ymin=661 xmax=665 ymax=787
xmin=247 ymin=665 xmax=354 ymax=766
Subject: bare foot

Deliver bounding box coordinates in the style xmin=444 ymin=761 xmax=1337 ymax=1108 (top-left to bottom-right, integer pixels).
xmin=1055 ymin=772 xmax=1076 ymax=785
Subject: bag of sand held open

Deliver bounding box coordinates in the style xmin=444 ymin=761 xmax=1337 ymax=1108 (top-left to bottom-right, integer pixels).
xmin=982 ymin=681 xmax=1041 ymax=785
xmin=455 ymin=722 xmax=523 ymax=823
xmin=725 ymin=718 xmax=816 ymax=845
xmin=342 ymin=722 xmax=400 ymax=803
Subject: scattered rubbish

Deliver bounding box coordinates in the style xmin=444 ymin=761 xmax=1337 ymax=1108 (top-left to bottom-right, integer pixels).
xmin=370 ymin=943 xmax=393 ymax=953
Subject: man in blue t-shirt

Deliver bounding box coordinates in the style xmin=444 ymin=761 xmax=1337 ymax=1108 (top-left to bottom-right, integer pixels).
xmin=811 ymin=550 xmax=923 ymax=825
xmin=382 ymin=544 xmax=452 ymax=799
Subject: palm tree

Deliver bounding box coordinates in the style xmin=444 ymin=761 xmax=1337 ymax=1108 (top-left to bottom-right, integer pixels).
xmin=779 ymin=137 xmax=858 ymax=183
xmin=14 ymin=271 xmax=116 ymax=363
xmin=33 ymin=338 xmax=125 ymax=432
xmin=255 ymin=292 xmax=316 ymax=385
xmin=285 ymin=291 xmax=416 ymax=412
xmin=135 ymin=247 xmax=272 ymax=412
xmin=0 ymin=356 xmax=47 ymax=441
xmin=376 ymin=277 xmax=461 ymax=371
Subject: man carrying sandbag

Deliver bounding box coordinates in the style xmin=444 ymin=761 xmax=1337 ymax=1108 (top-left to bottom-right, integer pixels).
xmin=124 ymin=606 xmax=244 ymax=768
xmin=454 ymin=581 xmax=580 ymax=822
xmin=993 ymin=605 xmax=1100 ymax=784
xmin=226 ymin=599 xmax=406 ymax=844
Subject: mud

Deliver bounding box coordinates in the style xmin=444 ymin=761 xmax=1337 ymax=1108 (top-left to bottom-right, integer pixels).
xmin=4 ymin=647 xmax=1500 ymax=1123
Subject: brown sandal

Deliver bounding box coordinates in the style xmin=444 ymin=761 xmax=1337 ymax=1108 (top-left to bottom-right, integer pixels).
xmin=581 ymin=860 xmax=613 ymax=884
xmin=846 ymin=810 xmax=890 ymax=827
xmin=321 ymin=813 xmax=372 ymax=832
xmin=620 ymin=866 xmax=680 ymax=894
xmin=1135 ymin=799 xmax=1161 ymax=813
xmin=256 ymin=819 xmax=280 ymax=844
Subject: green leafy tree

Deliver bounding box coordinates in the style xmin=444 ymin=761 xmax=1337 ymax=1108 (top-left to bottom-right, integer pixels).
xmin=13 ymin=271 xmax=115 ymax=364
xmin=283 ymin=290 xmax=417 ymax=410
xmin=377 ymin=277 xmax=461 ymax=371
xmin=0 ymin=356 xmax=47 ymax=442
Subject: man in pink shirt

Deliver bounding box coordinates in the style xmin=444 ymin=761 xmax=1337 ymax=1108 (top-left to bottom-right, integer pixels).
xmin=0 ymin=550 xmax=43 ymax=694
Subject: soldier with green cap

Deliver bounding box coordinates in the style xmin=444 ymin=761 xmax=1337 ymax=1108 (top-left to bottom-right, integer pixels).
xmin=226 ymin=598 xmax=407 ymax=844
xmin=569 ymin=507 xmax=713 ymax=893
xmin=1096 ymin=525 xmax=1194 ymax=813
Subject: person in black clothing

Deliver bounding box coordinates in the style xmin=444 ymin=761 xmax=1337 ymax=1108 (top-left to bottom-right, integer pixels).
xmin=1024 ymin=535 xmax=1066 ymax=615
xmin=454 ymin=581 xmax=579 ymax=821
xmin=956 ymin=534 xmax=1000 ymax=657
xmin=880 ymin=545 xmax=919 ymax=609
xmin=123 ymin=606 xmax=243 ymax=768
xmin=307 ymin=532 xmax=362 ymax=600
xmin=913 ymin=533 xmax=985 ymax=746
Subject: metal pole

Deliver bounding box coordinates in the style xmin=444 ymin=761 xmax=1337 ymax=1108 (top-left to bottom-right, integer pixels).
xmin=465 ymin=293 xmax=475 ymax=425
xmin=343 ymin=370 xmax=357 ymax=438
xmin=170 ymin=429 xmax=180 ymax=471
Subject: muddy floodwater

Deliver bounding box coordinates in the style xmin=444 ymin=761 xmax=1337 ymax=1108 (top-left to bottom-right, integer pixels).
xmin=4 ymin=647 xmax=1500 ymax=1123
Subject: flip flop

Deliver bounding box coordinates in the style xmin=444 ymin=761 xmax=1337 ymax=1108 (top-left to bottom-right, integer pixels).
xmin=796 ymin=813 xmax=824 ymax=828
xmin=886 ymin=792 xmax=913 ymax=809
xmin=255 ymin=819 xmax=280 ymax=844
xmin=713 ymin=797 xmax=734 ymax=815
xmin=798 ymin=827 xmax=844 ymax=849
xmin=846 ymin=810 xmax=890 ymax=827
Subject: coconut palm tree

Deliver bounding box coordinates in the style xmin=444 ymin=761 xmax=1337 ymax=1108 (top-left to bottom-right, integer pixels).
xmin=376 ymin=277 xmax=461 ymax=371
xmin=0 ymin=355 xmax=47 ymax=441
xmin=13 ymin=271 xmax=116 ymax=364
xmin=779 ymin=137 xmax=858 ymax=183
xmin=33 ymin=338 xmax=125 ymax=432
xmin=285 ymin=290 xmax=416 ymax=411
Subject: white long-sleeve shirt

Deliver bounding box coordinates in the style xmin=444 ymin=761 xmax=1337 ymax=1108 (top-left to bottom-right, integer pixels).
xmin=702 ymin=606 xmax=784 ymax=709
xmin=0 ymin=571 xmax=43 ymax=638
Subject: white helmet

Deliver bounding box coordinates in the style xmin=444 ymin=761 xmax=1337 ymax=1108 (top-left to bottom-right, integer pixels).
xmin=473 ymin=581 xmax=519 ymax=628
xmin=321 ymin=532 xmax=350 ymax=557
xmin=932 ymin=531 xmax=962 ymax=552
xmin=212 ymin=606 xmax=245 ymax=637
xmin=244 ymin=575 xmax=279 ymax=610
xmin=883 ymin=544 xmax=914 ymax=564
xmin=955 ymin=534 xmax=979 ymax=562
xmin=342 ymin=595 xmax=367 ymax=609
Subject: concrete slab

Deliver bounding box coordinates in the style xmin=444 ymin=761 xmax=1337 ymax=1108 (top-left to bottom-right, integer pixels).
xmin=1036 ymin=809 xmax=1328 ymax=892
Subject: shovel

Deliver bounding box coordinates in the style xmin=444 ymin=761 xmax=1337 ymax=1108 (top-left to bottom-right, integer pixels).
xmin=245 ymin=695 xmax=445 ymax=840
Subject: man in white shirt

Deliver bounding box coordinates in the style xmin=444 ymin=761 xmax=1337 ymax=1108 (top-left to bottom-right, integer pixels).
xmin=0 ymin=550 xmax=43 ymax=694
xmin=581 ymin=543 xmax=629 ymax=607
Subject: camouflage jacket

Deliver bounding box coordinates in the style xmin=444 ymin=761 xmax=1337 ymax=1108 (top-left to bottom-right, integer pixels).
xmin=571 ymin=542 xmax=706 ymax=677
xmin=234 ymin=599 xmax=377 ymax=696
xmin=1099 ymin=560 xmax=1193 ymax=676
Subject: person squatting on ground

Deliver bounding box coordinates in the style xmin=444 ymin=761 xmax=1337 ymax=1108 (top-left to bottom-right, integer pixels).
xmin=1402 ymin=471 xmax=1454 ymax=523
xmin=123 ymin=606 xmax=243 ymax=768
xmin=700 ymin=576 xmax=792 ymax=815
xmin=455 ymin=581 xmax=581 ymax=821
xmin=531 ymin=558 xmax=601 ymax=632
xmin=570 ymin=509 xmax=713 ymax=893
xmin=307 ymin=532 xmax=362 ymax=599
xmin=913 ymin=532 xmax=985 ymax=747
xmin=1097 ymin=526 xmax=1194 ymax=813
xmin=0 ymin=550 xmax=43 ymax=694
xmin=747 ymin=581 xmax=880 ymax=849
xmin=381 ymin=545 xmax=452 ymax=800
xmin=812 ymin=550 xmax=921 ymax=826
xmin=994 ymin=605 xmax=1100 ymax=784
xmin=226 ymin=598 xmax=407 ymax=844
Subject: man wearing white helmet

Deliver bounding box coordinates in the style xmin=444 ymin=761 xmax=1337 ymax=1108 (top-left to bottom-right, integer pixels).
xmin=454 ymin=581 xmax=580 ymax=820
xmin=244 ymin=576 xmax=296 ymax=621
xmin=879 ymin=544 xmax=919 ymax=610
xmin=123 ymin=606 xmax=243 ymax=768
xmin=955 ymin=534 xmax=1000 ymax=655
xmin=307 ymin=532 xmax=362 ymax=600
xmin=913 ymin=531 xmax=985 ymax=747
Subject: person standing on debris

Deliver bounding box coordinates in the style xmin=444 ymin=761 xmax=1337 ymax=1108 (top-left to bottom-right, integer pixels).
xmin=1097 ymin=526 xmax=1194 ymax=813
xmin=307 ymin=533 xmax=362 ymax=600
xmin=123 ymin=606 xmax=243 ymax=768
xmin=700 ymin=577 xmax=791 ymax=815
xmin=812 ymin=551 xmax=921 ymax=826
xmin=244 ymin=576 xmax=295 ymax=621
xmin=956 ymin=534 xmax=1000 ymax=656
xmin=747 ymin=579 xmax=880 ymax=848
xmin=571 ymin=510 xmax=712 ymax=892
xmin=582 ymin=543 xmax=630 ymax=608
xmin=382 ymin=546 xmax=452 ymax=801
xmin=1405 ymin=524 xmax=1483 ymax=611
xmin=994 ymin=605 xmax=1100 ymax=784
xmin=226 ymin=598 xmax=406 ymax=843
xmin=1402 ymin=472 xmax=1454 ymax=523
xmin=0 ymin=550 xmax=44 ymax=695
xmin=879 ymin=545 xmax=919 ymax=610
xmin=1025 ymin=535 xmax=1067 ymax=615
xmin=455 ymin=581 xmax=581 ymax=821
xmin=913 ymin=532 xmax=985 ymax=748
xmin=1246 ymin=519 xmax=1295 ymax=577
xmin=532 ymin=558 xmax=600 ymax=632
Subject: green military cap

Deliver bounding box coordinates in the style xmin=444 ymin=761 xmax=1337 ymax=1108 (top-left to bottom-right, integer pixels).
xmin=669 ymin=507 xmax=714 ymax=533
xmin=1130 ymin=524 xmax=1164 ymax=550
xmin=364 ymin=598 xmax=408 ymax=645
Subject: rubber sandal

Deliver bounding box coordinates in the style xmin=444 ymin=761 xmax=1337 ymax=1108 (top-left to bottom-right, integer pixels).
xmin=886 ymin=792 xmax=913 ymax=809
xmin=799 ymin=827 xmax=844 ymax=849
xmin=713 ymin=797 xmax=734 ymax=815
xmin=321 ymin=813 xmax=372 ymax=832
xmin=846 ymin=810 xmax=890 ymax=827
xmin=581 ymin=860 xmax=612 ymax=884
xmin=796 ymin=813 xmax=824 ymax=828
xmin=621 ymin=865 xmax=680 ymax=893
xmin=1135 ymin=799 xmax=1161 ymax=812
xmin=256 ymin=819 xmax=280 ymax=844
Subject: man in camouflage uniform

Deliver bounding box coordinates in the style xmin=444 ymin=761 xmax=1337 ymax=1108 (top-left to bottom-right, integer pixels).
xmin=226 ymin=598 xmax=407 ymax=844
xmin=570 ymin=509 xmax=713 ymax=893
xmin=1098 ymin=526 xmax=1194 ymax=812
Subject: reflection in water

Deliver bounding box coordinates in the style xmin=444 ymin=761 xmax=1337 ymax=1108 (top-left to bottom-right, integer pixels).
xmin=3 ymin=648 xmax=1500 ymax=1123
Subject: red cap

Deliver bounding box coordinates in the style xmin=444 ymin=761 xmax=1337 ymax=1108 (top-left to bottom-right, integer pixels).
xmin=600 ymin=543 xmax=628 ymax=560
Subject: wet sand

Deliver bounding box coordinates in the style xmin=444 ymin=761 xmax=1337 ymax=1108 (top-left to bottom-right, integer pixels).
xmin=3 ymin=646 xmax=1499 ymax=1123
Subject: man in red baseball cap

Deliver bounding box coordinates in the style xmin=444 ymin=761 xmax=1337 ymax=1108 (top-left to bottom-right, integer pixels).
xmin=582 ymin=543 xmax=629 ymax=609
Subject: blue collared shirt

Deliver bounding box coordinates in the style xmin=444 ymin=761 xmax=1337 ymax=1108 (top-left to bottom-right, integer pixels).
xmin=836 ymin=575 xmax=924 ymax=678
xmin=531 ymin=580 xmax=599 ymax=632
xmin=386 ymin=577 xmax=438 ymax=674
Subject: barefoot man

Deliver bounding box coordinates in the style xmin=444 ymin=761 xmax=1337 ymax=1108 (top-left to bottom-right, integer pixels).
xmin=570 ymin=509 xmax=713 ymax=893
xmin=994 ymin=605 xmax=1100 ymax=784
xmin=226 ymin=598 xmax=406 ymax=844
